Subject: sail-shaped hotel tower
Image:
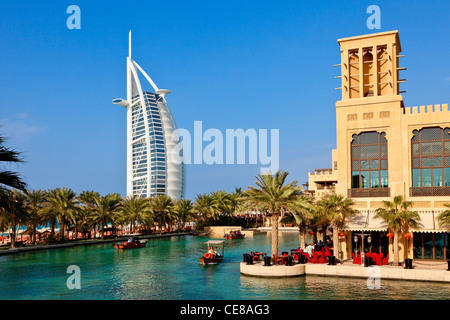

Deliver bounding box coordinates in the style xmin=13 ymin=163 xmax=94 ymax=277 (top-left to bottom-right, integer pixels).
xmin=113 ymin=32 xmax=185 ymax=200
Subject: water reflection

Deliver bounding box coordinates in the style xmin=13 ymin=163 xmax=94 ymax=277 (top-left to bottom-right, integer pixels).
xmin=1 ymin=233 xmax=450 ymax=300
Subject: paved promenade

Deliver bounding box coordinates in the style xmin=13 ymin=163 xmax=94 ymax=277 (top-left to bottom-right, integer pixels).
xmin=0 ymin=232 xmax=189 ymax=256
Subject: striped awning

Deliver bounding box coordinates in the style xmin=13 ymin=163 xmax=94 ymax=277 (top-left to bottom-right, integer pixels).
xmin=345 ymin=210 xmax=449 ymax=233
xmin=411 ymin=211 xmax=449 ymax=233
xmin=344 ymin=211 xmax=388 ymax=232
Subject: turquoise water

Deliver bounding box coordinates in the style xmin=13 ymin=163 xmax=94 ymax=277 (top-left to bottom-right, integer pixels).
xmin=1 ymin=232 xmax=449 ymax=300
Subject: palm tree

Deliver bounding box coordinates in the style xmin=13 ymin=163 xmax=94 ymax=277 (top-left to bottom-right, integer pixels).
xmin=288 ymin=195 xmax=315 ymax=249
xmin=77 ymin=190 xmax=101 ymax=238
xmin=0 ymin=135 xmax=26 ymax=192
xmin=174 ymin=198 xmax=195 ymax=231
xmin=194 ymin=194 xmax=219 ymax=220
xmin=91 ymin=193 xmax=121 ymax=240
xmin=45 ymin=188 xmax=79 ymax=239
xmin=317 ymin=194 xmax=357 ymax=259
xmin=78 ymin=190 xmax=100 ymax=210
xmin=0 ymin=189 xmax=29 ymax=248
xmin=242 ymin=170 xmax=302 ymax=257
xmin=211 ymin=191 xmax=232 ymax=215
xmin=117 ymin=196 xmax=150 ymax=234
xmin=228 ymin=188 xmax=243 ymax=216
xmin=374 ymin=195 xmax=420 ymax=265
xmin=150 ymin=194 xmax=174 ymax=234
xmin=23 ymin=189 xmax=46 ymax=243
xmin=437 ymin=204 xmax=450 ymax=228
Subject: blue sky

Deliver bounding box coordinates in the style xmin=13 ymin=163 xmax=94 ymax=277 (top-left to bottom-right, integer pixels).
xmin=1 ymin=1 xmax=449 ymax=200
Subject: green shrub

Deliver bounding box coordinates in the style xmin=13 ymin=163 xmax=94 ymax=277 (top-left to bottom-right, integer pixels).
xmin=42 ymin=233 xmax=66 ymax=245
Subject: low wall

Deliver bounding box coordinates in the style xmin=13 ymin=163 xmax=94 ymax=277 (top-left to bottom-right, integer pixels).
xmin=240 ymin=261 xmax=450 ymax=282
xmin=240 ymin=262 xmax=305 ymax=277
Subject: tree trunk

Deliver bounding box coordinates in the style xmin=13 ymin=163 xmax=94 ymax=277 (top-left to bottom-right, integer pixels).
xmin=311 ymin=227 xmax=318 ymax=244
xmin=50 ymin=220 xmax=55 ymax=235
xmin=333 ymin=227 xmax=339 ymax=259
xmin=59 ymin=219 xmax=65 ymax=238
xmin=393 ymin=230 xmax=400 ymax=265
xmin=32 ymin=224 xmax=37 ymax=244
xmin=11 ymin=226 xmax=17 ymax=248
xmin=271 ymin=214 xmax=279 ymax=257
xmin=299 ymin=225 xmax=306 ymax=249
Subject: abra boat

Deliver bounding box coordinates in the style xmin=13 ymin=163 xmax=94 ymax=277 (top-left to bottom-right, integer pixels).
xmin=199 ymin=240 xmax=225 ymax=265
xmin=114 ymin=239 xmax=147 ymax=249
xmin=224 ymin=228 xmax=245 ymax=239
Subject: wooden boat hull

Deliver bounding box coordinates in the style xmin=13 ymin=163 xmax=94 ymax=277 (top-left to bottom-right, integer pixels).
xmin=199 ymin=255 xmax=223 ymax=265
xmin=114 ymin=241 xmax=147 ymax=249
xmin=224 ymin=234 xmax=245 ymax=239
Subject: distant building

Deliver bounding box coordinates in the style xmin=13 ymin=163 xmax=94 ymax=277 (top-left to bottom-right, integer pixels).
xmin=113 ymin=31 xmax=185 ymax=200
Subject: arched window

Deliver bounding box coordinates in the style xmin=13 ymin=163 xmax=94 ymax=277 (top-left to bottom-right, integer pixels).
xmin=411 ymin=127 xmax=450 ymax=196
xmin=350 ymin=131 xmax=389 ymax=197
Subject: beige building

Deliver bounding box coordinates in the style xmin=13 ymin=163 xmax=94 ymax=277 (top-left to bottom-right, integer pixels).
xmin=308 ymin=30 xmax=450 ymax=262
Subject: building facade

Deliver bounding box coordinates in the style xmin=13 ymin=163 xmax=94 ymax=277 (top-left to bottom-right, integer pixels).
xmin=309 ymin=30 xmax=450 ymax=262
xmin=113 ymin=32 xmax=185 ymax=200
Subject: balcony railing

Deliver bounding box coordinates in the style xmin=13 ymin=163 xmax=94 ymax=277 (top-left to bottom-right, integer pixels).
xmin=348 ymin=188 xmax=390 ymax=198
xmin=409 ymin=186 xmax=450 ymax=197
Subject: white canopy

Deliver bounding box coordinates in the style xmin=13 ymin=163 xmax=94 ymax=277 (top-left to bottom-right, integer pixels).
xmin=410 ymin=211 xmax=449 ymax=233
xmin=206 ymin=240 xmax=224 ymax=245
xmin=345 ymin=210 xmax=450 ymax=233
xmin=344 ymin=211 xmax=388 ymax=232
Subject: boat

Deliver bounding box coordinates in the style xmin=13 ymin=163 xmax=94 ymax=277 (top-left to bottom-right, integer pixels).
xmin=114 ymin=239 xmax=147 ymax=249
xmin=199 ymin=240 xmax=225 ymax=265
xmin=224 ymin=228 xmax=245 ymax=239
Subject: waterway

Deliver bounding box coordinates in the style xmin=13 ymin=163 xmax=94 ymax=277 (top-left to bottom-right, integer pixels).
xmin=1 ymin=232 xmax=449 ymax=300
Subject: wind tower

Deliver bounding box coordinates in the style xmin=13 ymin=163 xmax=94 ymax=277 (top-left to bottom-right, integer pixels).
xmin=333 ymin=31 xmax=406 ymax=198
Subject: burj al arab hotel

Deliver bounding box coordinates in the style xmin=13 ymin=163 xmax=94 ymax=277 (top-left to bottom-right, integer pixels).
xmin=113 ymin=31 xmax=185 ymax=200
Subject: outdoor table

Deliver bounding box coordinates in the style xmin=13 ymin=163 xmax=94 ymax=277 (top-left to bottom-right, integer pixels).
xmin=253 ymin=252 xmax=267 ymax=261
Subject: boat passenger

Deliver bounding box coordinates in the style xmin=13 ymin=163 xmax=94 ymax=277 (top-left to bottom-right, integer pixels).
xmin=305 ymin=243 xmax=314 ymax=255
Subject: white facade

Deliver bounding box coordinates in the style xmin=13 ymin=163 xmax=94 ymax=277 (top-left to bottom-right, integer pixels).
xmin=113 ymin=31 xmax=185 ymax=200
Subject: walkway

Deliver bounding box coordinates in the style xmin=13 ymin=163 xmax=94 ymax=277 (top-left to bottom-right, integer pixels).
xmin=0 ymin=232 xmax=189 ymax=256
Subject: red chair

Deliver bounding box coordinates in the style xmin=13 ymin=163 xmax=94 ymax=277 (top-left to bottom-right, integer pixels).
xmin=293 ymin=249 xmax=303 ymax=261
xmin=372 ymin=253 xmax=383 ymax=266
xmin=352 ymin=252 xmax=361 ymax=264
xmin=250 ymin=251 xmax=259 ymax=261
xmin=365 ymin=252 xmax=372 ymax=258
xmin=382 ymin=253 xmax=389 ymax=265
xmin=273 ymin=254 xmax=283 ymax=265
xmin=303 ymin=252 xmax=311 ymax=263
xmin=311 ymin=252 xmax=322 ymax=264
xmin=318 ymin=253 xmax=328 ymax=263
